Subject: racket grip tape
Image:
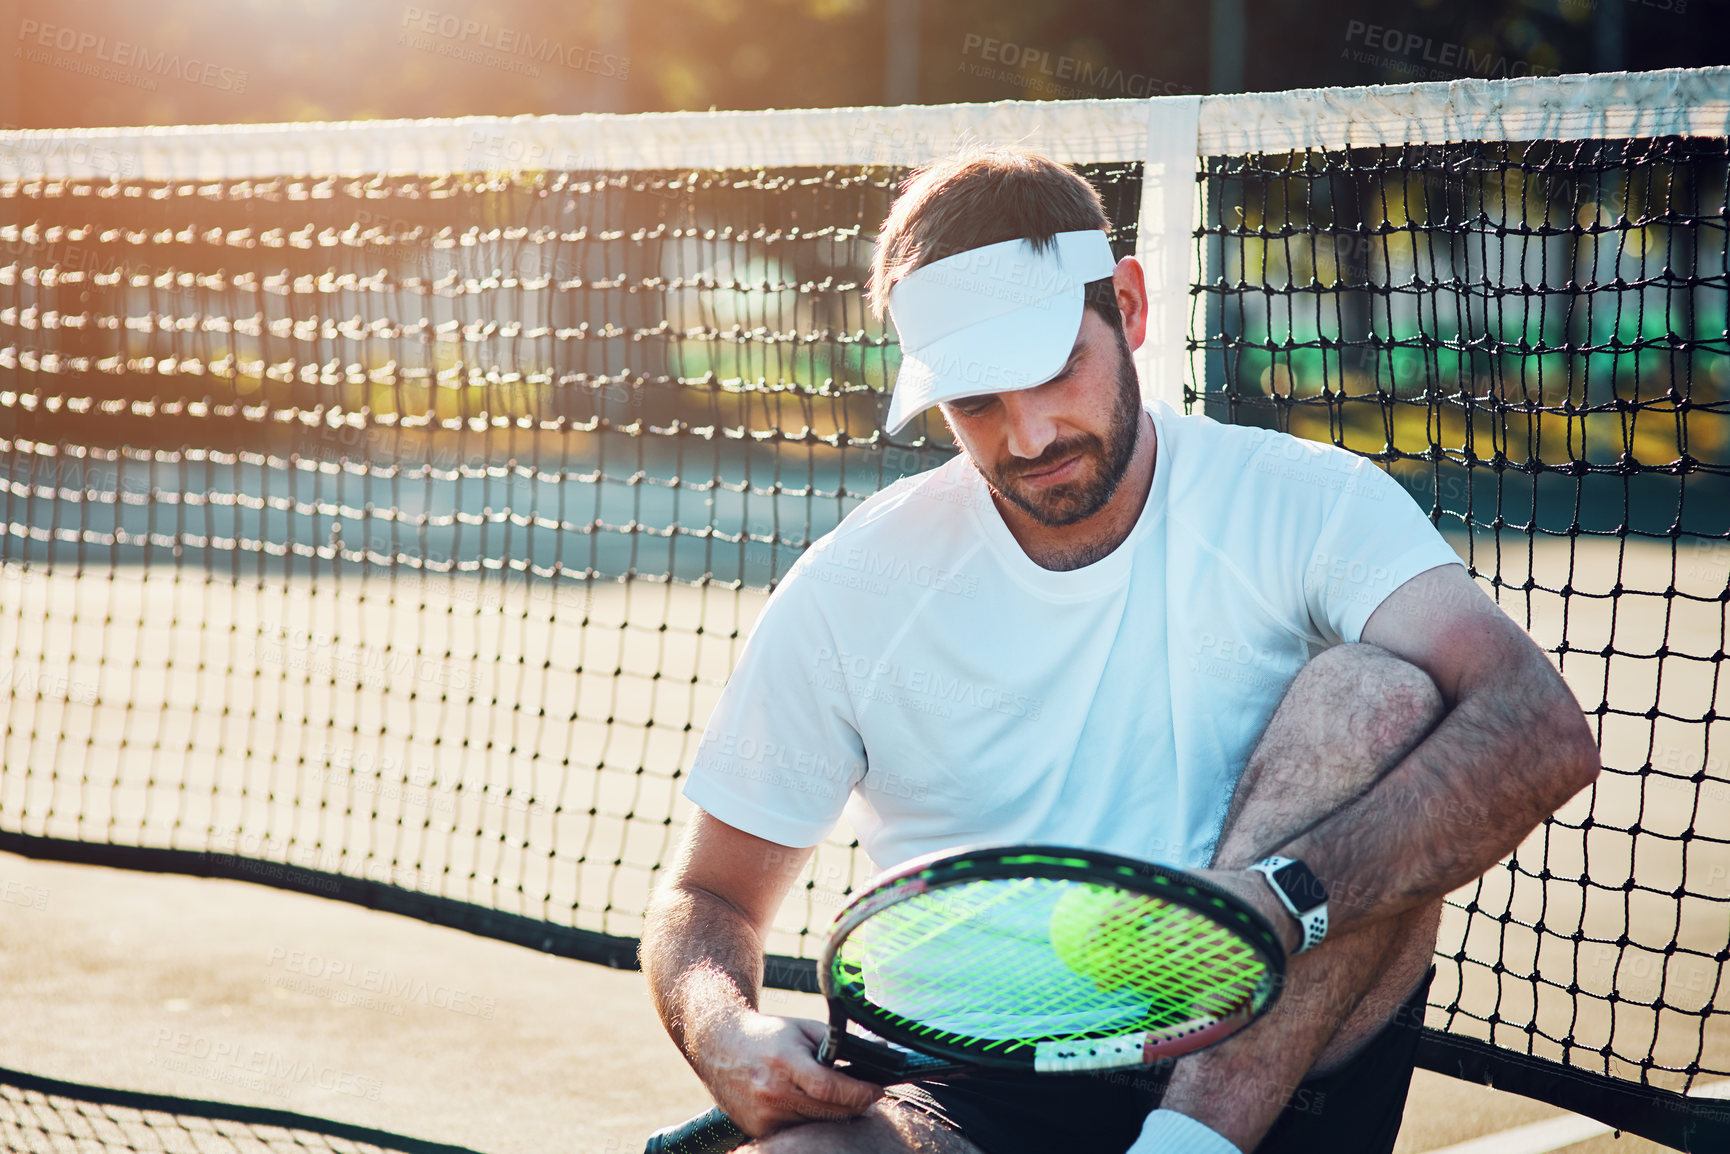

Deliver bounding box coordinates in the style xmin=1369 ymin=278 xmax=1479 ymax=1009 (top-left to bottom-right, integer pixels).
xmin=642 ymin=1106 xmax=749 ymax=1154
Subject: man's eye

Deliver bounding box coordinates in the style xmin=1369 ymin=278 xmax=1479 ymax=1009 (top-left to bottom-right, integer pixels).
xmin=951 ymin=400 xmax=990 ymax=418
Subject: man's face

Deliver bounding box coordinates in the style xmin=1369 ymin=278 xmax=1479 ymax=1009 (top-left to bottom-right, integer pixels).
xmin=940 ymin=310 xmax=1143 ymax=528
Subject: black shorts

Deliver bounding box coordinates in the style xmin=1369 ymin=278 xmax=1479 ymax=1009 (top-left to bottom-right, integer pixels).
xmin=884 ymin=968 xmax=1434 ymax=1154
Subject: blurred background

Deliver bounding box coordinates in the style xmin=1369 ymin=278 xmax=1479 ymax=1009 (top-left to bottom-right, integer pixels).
xmin=2 ymin=0 xmax=1728 ymax=129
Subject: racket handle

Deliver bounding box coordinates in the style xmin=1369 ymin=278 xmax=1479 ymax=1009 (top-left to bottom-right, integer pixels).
xmin=642 ymin=1107 xmax=749 ymax=1154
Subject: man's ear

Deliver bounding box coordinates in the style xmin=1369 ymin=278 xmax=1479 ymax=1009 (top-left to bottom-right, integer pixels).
xmin=1111 ymin=257 xmax=1150 ymax=352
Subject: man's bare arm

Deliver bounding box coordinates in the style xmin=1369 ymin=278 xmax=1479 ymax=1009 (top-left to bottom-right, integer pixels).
xmin=641 ymin=811 xmax=789 ymax=1058
xmin=1267 ymin=564 xmax=1600 ymax=940
xmin=640 ymin=811 xmax=881 ymax=1135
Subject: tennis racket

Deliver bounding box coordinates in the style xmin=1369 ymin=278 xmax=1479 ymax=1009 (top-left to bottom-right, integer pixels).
xmin=644 ymin=844 xmax=1286 ymax=1154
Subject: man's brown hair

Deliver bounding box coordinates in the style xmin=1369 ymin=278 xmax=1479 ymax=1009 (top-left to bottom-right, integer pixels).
xmin=867 ymin=146 xmax=1116 ymax=324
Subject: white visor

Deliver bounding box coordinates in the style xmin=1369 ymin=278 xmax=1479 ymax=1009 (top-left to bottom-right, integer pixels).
xmin=884 ymin=229 xmax=1117 ymax=436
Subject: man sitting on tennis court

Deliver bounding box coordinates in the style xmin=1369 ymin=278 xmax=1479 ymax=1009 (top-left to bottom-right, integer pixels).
xmin=640 ymin=147 xmax=1599 ymax=1154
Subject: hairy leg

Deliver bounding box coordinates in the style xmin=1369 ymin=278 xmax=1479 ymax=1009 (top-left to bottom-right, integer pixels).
xmin=1163 ymin=642 xmax=1446 ymax=1150
xmin=743 ymin=1098 xmax=985 ymax=1154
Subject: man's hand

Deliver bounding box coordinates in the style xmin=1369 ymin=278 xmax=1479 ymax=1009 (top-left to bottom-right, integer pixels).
xmin=641 ymin=814 xmax=868 ymax=1135
xmin=693 ymin=1010 xmax=883 ymax=1137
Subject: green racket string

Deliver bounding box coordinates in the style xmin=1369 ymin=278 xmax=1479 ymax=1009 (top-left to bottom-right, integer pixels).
xmin=835 ymin=877 xmax=1270 ymax=1048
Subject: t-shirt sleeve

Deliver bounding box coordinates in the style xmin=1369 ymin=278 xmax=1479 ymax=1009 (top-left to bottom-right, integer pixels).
xmin=1299 ymin=454 xmax=1466 ymax=645
xmin=681 ymin=567 xmax=866 ymax=848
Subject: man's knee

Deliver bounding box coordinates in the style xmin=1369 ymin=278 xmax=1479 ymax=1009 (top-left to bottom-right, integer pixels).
xmin=748 ymin=1126 xmax=836 ymax=1153
xmin=745 ymin=1100 xmax=974 ymax=1153
xmin=747 ymin=1121 xmax=857 ymax=1153
xmin=1215 ymin=645 xmax=1445 ymax=865
xmin=1290 ymin=642 xmax=1444 ymax=765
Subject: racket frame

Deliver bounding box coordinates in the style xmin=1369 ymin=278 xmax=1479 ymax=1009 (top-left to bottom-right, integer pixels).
xmin=818 ymin=844 xmax=1288 ymax=1073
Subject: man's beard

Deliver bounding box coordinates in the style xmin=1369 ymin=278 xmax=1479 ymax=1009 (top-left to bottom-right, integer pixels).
xmin=976 ymin=332 xmax=1143 ymax=529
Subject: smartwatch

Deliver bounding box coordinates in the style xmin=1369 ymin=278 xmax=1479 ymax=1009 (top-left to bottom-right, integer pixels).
xmin=1248 ymin=856 xmax=1329 ymax=954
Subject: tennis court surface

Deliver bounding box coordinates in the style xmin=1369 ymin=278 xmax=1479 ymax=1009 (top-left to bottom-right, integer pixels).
xmin=3 ymin=68 xmax=1728 ymax=1151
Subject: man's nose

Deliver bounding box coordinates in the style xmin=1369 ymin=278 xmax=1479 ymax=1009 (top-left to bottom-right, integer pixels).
xmin=999 ymin=389 xmax=1059 ymax=460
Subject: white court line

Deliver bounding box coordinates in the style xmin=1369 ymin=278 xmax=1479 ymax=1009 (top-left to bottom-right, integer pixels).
xmin=1419 ymin=1080 xmax=1730 ymax=1154
xmin=1418 ymin=1114 xmax=1621 ymax=1154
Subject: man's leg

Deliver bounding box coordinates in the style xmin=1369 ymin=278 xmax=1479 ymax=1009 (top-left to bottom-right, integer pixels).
xmin=1160 ymin=642 xmax=1446 ymax=1152
xmin=740 ymin=1100 xmax=984 ymax=1153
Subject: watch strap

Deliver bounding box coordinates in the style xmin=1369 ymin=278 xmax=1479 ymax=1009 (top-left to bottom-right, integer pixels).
xmin=1248 ymin=856 xmax=1329 ymax=954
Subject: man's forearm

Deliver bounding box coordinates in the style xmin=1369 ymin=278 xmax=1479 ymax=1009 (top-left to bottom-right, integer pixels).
xmin=1280 ymin=649 xmax=1598 ymax=935
xmin=638 ymin=826 xmax=872 ymax=1134
xmin=641 ymin=884 xmax=767 ymax=1065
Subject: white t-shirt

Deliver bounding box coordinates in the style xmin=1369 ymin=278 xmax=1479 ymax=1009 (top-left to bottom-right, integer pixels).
xmin=683 ymin=400 xmax=1463 ymax=873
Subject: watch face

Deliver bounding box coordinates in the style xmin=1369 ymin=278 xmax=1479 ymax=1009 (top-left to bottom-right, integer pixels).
xmin=1271 ymin=859 xmax=1328 ymax=910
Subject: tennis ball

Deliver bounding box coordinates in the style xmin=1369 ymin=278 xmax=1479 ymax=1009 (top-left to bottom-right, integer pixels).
xmin=1049 ymin=884 xmax=1159 ymax=994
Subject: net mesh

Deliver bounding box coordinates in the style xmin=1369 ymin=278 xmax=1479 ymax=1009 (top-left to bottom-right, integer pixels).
xmin=1194 ymin=134 xmax=1730 ymax=1092
xmin=0 ymin=1068 xmax=482 ymax=1154
xmin=1 ymin=76 xmax=1726 ymax=1128
xmin=0 ymin=161 xmax=945 ymax=950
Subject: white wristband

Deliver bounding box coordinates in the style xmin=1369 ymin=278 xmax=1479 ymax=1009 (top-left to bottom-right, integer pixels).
xmin=1127 ymin=1109 xmax=1242 ymax=1154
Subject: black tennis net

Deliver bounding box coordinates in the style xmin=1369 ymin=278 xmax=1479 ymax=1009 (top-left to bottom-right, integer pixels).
xmin=0 ymin=1066 xmax=487 ymax=1153
xmin=1 ymin=72 xmax=1726 ymax=1149
xmin=1192 ymin=127 xmax=1730 ymax=1143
